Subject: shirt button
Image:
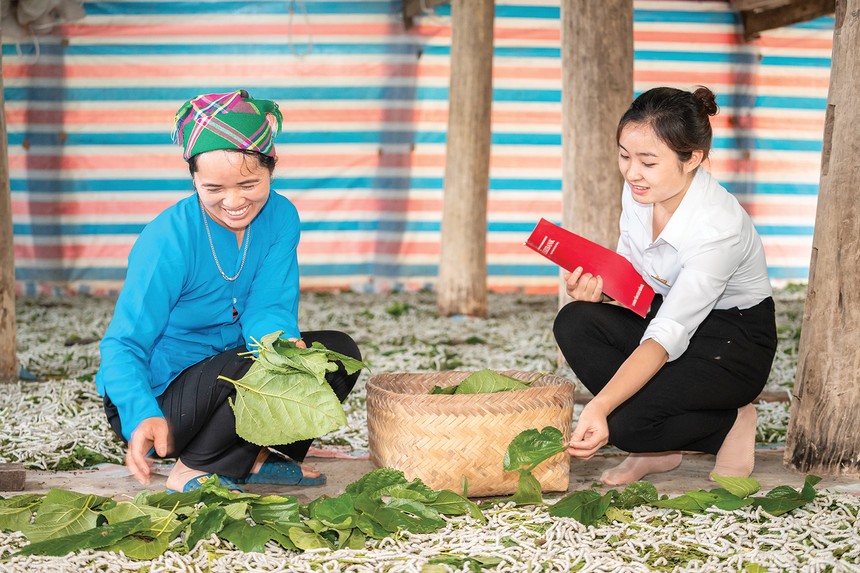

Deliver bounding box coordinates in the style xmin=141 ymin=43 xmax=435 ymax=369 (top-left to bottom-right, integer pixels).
xmin=233 ymin=298 xmax=237 ymax=304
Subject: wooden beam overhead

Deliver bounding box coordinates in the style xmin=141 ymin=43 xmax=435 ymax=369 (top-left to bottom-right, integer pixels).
xmin=735 ymin=0 xmax=835 ymax=40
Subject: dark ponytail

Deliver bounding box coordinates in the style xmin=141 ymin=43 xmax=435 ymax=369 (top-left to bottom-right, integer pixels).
xmin=617 ymin=86 xmax=719 ymax=162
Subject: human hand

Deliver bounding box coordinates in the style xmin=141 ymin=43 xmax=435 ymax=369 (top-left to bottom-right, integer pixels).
xmin=289 ymin=337 xmax=307 ymax=349
xmin=566 ymin=402 xmax=610 ymax=459
xmin=126 ymin=417 xmax=170 ymax=485
xmin=563 ymin=267 xmax=604 ymax=302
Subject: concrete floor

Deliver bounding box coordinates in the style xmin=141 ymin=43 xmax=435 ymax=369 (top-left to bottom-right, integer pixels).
xmin=5 ymin=447 xmax=860 ymax=502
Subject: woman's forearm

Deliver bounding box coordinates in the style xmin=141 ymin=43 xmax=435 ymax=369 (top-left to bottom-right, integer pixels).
xmin=588 ymin=338 xmax=669 ymax=416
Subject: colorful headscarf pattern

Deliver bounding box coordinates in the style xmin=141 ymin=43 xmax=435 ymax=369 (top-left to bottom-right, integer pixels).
xmin=171 ymin=90 xmax=283 ymax=160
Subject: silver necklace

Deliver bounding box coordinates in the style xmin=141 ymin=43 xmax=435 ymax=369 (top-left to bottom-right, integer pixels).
xmin=200 ymin=202 xmax=250 ymax=281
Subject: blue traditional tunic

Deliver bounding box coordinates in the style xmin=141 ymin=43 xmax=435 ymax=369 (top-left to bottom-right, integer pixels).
xmin=95 ymin=191 xmax=300 ymax=441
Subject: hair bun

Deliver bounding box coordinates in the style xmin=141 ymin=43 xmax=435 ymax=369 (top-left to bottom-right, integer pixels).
xmin=693 ymin=86 xmax=718 ymax=116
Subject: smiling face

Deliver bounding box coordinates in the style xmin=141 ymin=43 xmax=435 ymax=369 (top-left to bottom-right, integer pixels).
xmin=193 ymin=150 xmax=272 ymax=236
xmin=617 ymin=122 xmax=703 ymax=213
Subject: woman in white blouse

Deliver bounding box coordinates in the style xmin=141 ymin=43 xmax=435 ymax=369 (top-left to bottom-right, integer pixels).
xmin=554 ymin=86 xmax=776 ymax=485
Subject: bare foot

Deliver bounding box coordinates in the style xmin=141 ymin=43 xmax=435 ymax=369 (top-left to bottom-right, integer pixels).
xmin=712 ymin=404 xmax=757 ymax=479
xmin=165 ymin=459 xmax=208 ymax=491
xmin=600 ymin=452 xmax=682 ymax=485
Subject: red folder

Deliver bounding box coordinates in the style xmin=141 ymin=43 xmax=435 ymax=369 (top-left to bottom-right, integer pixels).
xmin=525 ymin=218 xmax=655 ymax=317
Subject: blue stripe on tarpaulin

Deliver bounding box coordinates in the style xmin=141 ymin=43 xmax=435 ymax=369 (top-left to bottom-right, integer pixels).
xmin=2 ymin=45 xmax=833 ymax=68
xmin=5 ymin=0 xmax=832 ymax=293
xmin=10 ymin=177 xmax=561 ymax=193
xmin=85 ymin=1 xmax=399 ymax=16
xmin=11 ymin=174 xmax=822 ymax=194
xmin=6 ymin=131 xmax=823 ymax=151
xmin=15 ymin=263 xmax=812 ymax=282
xmin=724 ymin=183 xmax=819 ymax=196
xmin=12 ymin=220 xmax=816 ymax=237
xmin=3 ymin=43 xmax=425 ymax=57
xmin=3 ymin=86 xmax=562 ymax=103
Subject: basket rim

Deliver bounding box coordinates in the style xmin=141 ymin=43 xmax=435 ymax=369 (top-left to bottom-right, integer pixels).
xmin=366 ymin=370 xmax=575 ymax=402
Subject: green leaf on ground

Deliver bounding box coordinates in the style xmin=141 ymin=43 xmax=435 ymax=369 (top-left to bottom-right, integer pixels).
xmin=711 ymin=474 xmax=761 ymax=498
xmin=16 ymin=516 xmax=151 ymax=557
xmin=184 ymin=506 xmax=228 ymax=550
xmin=22 ymin=489 xmax=110 ymax=543
xmin=549 ymin=489 xmax=613 ymax=525
xmin=510 ymin=471 xmax=544 ymax=506
xmin=0 ymin=494 xmax=43 ymax=532
xmin=614 ymin=481 xmax=658 ymax=509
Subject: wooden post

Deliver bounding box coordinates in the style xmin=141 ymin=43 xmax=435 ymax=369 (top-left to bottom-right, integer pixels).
xmin=0 ymin=41 xmax=18 ymax=383
xmin=784 ymin=0 xmax=860 ymax=475
xmin=559 ymin=1 xmax=633 ymax=293
xmin=437 ymin=0 xmax=494 ymax=317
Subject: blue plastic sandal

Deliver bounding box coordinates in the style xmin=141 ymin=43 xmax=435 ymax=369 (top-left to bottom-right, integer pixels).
xmin=241 ymin=458 xmax=327 ymax=486
xmin=166 ymin=473 xmax=244 ymax=494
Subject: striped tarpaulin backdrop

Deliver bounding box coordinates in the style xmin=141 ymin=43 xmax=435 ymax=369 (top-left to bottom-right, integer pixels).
xmin=4 ymin=0 xmax=830 ymax=295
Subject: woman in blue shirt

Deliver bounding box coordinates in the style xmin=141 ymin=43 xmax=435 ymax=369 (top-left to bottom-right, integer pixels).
xmin=95 ymin=90 xmax=361 ymax=492
xmin=554 ymin=86 xmax=777 ymax=485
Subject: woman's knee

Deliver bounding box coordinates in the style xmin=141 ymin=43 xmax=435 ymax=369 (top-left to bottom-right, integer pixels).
xmin=553 ymin=301 xmax=603 ymax=349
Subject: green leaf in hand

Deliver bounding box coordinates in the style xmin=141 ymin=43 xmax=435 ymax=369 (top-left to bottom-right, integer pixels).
xmin=503 ymin=427 xmax=566 ymax=472
xmin=226 ymin=360 xmax=347 ymax=446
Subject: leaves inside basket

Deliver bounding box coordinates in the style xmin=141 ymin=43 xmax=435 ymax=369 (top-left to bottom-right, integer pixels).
xmin=429 ymin=369 xmax=532 ymax=395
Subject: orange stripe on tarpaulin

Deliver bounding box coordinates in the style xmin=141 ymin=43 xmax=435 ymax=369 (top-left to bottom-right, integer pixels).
xmin=2 ymin=63 xmax=562 ymax=81
xmin=14 ymin=243 xmax=133 ymax=260
xmin=635 ymin=70 xmax=830 ymax=90
xmin=4 ymin=107 xmax=825 ymax=132
xmin=12 ymin=196 xmax=561 ymax=217
xmin=13 ymin=240 xmax=811 ymax=265
xmin=11 ymin=199 xmax=175 ymax=217
xmin=8 ymin=152 xmax=563 ymax=171
xmin=58 ymin=21 xmax=824 ymax=48
xmin=3 ymin=107 xmax=563 ymax=126
xmin=8 ymin=153 xmax=818 ymax=174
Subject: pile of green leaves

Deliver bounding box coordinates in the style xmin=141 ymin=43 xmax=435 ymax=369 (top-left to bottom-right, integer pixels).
xmin=0 ymin=468 xmax=483 ymax=560
xmin=500 ymin=426 xmax=822 ymax=525
xmin=429 ymin=369 xmax=534 ymax=395
xmin=220 ymin=331 xmax=365 ymax=446
xmin=549 ymin=474 xmax=822 ymax=525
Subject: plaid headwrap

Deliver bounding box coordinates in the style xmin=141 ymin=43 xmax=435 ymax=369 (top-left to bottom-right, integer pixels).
xmin=171 ymin=90 xmax=283 ymax=161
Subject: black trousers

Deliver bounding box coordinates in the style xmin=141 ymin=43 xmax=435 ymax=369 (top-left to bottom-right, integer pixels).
xmin=553 ymin=297 xmax=776 ymax=455
xmin=104 ymin=330 xmax=361 ymax=478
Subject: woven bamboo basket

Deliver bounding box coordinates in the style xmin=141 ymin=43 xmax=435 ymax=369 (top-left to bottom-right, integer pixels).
xmin=366 ymin=370 xmax=575 ymax=497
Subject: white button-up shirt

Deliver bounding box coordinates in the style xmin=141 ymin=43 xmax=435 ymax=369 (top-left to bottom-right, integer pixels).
xmin=617 ymin=168 xmax=772 ymax=361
